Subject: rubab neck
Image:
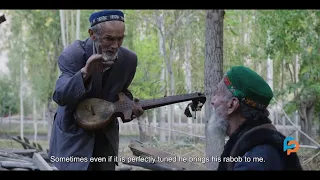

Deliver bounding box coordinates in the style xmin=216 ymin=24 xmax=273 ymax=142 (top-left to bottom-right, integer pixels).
xmin=138 ymin=93 xmax=205 ymax=110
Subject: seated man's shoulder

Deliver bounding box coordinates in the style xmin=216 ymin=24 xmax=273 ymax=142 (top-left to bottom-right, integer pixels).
xmin=233 ymin=144 xmax=284 ymax=171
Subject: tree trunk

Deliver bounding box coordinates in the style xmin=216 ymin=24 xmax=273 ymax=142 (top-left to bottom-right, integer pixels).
xmin=165 ymin=65 xmax=172 ymax=142
xmin=43 ymin=106 xmax=46 ymax=129
xmin=19 ymin=58 xmax=24 ymax=139
xmin=298 ymin=98 xmax=315 ymax=145
xmin=137 ymin=116 xmax=147 ymax=142
xmin=33 ymin=98 xmax=37 ymax=142
xmin=306 ymin=103 xmax=315 ymax=140
xmin=58 ymin=10 xmax=66 ymax=77
xmin=156 ymin=12 xmax=167 ymax=142
xmin=204 ymin=9 xmax=225 ymax=170
xmin=76 ymin=10 xmax=80 ymax=40
xmin=318 ymin=113 xmax=320 ymax=136
xmin=147 ymin=111 xmax=153 ymax=138
xmin=159 ymin=68 xmax=166 ymax=142
xmin=66 ymin=11 xmax=69 ymax=45
xmin=71 ymin=10 xmax=75 ymax=41
xmin=59 ymin=10 xmax=66 ymax=48
xmin=184 ymin=40 xmax=192 ymax=93
xmin=266 ymin=29 xmax=274 ymax=123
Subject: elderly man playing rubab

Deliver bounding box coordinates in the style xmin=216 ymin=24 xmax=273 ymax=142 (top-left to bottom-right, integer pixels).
xmin=209 ymin=66 xmax=302 ymax=170
xmin=49 ymin=10 xmax=144 ymax=171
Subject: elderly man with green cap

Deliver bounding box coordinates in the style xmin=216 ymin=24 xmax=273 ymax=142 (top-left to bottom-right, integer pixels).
xmin=209 ymin=66 xmax=302 ymax=171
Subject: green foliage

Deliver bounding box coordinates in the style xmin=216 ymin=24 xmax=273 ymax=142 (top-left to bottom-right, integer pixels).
xmin=0 ymin=75 xmax=19 ymax=115
xmin=255 ymin=10 xmax=320 ymax=117
xmin=283 ymin=101 xmax=297 ymax=115
xmin=130 ymin=26 xmax=163 ymax=99
xmin=1 ymin=9 xmax=320 ymax=123
xmin=257 ymin=10 xmax=311 ymax=58
xmin=80 ymin=10 xmax=98 ymax=39
xmin=2 ymin=10 xmax=62 ymax=109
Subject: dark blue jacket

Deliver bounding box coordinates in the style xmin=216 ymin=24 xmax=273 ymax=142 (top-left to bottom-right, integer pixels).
xmin=218 ymin=122 xmax=302 ymax=171
xmin=233 ymin=144 xmax=284 ymax=170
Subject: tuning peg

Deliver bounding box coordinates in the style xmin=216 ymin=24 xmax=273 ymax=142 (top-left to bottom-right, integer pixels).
xmin=184 ymin=103 xmax=193 ymax=118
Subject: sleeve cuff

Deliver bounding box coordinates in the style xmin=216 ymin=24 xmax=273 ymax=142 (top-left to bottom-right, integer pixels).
xmin=73 ymin=70 xmax=92 ymax=99
xmin=84 ymin=76 xmax=93 ymax=92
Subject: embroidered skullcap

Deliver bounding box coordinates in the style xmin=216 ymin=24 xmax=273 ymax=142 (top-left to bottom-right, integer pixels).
xmin=223 ymin=66 xmax=273 ymax=110
xmin=89 ymin=10 xmax=124 ymax=27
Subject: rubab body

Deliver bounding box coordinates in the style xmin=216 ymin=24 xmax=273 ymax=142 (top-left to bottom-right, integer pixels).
xmin=74 ymin=92 xmax=206 ymax=131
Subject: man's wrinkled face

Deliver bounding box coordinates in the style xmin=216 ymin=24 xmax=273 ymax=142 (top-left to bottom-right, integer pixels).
xmin=209 ymin=79 xmax=231 ymax=132
xmin=91 ymin=21 xmax=125 ymax=62
xmin=211 ymin=80 xmax=230 ymax=120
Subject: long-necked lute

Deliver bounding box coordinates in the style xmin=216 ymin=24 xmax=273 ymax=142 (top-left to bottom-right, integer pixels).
xmin=74 ymin=92 xmax=206 ymax=131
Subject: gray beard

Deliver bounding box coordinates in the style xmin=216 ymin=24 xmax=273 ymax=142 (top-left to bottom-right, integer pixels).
xmin=93 ymin=41 xmax=118 ymax=62
xmin=102 ymin=51 xmax=118 ymax=62
xmin=205 ymin=108 xmax=229 ymax=170
xmin=208 ymin=108 xmax=229 ymax=136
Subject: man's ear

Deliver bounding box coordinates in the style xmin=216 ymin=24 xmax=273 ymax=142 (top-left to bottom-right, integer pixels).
xmin=227 ymin=97 xmax=239 ymax=115
xmin=88 ymin=29 xmax=96 ymax=41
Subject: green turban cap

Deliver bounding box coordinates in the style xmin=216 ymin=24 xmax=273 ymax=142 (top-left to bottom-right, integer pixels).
xmin=223 ymin=66 xmax=273 ymax=110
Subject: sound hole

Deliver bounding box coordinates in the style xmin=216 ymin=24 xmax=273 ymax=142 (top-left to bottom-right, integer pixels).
xmin=85 ymin=105 xmax=96 ymax=115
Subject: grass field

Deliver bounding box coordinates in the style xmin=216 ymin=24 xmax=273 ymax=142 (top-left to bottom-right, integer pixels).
xmin=0 ymin=139 xmax=49 ymax=149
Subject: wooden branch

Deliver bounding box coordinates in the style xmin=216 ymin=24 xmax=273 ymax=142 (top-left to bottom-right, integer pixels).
xmin=11 ymin=136 xmax=43 ymax=152
xmin=0 ymin=161 xmax=36 ymax=170
xmin=128 ymin=140 xmax=208 ymax=171
xmin=2 ymin=149 xmax=37 ymax=157
xmin=0 ymin=149 xmax=33 ymax=162
xmin=0 ymin=156 xmax=31 ymax=163
xmin=0 ymin=148 xmax=58 ymax=171
xmin=303 ymin=149 xmax=320 ymax=165
xmin=32 ymin=153 xmax=54 ymax=170
xmin=155 ymin=13 xmax=165 ymax=43
xmin=12 ymin=137 xmax=34 ymax=149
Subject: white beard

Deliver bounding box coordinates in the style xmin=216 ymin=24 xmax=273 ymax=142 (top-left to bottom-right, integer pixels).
xmin=94 ymin=41 xmax=118 ymax=62
xmin=208 ymin=108 xmax=229 ymax=135
xmin=205 ymin=108 xmax=229 ymax=170
xmin=102 ymin=50 xmax=118 ymax=62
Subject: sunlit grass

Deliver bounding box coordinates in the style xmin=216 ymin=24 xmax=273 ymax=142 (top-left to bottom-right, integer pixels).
xmin=0 ymin=139 xmax=49 ymax=150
